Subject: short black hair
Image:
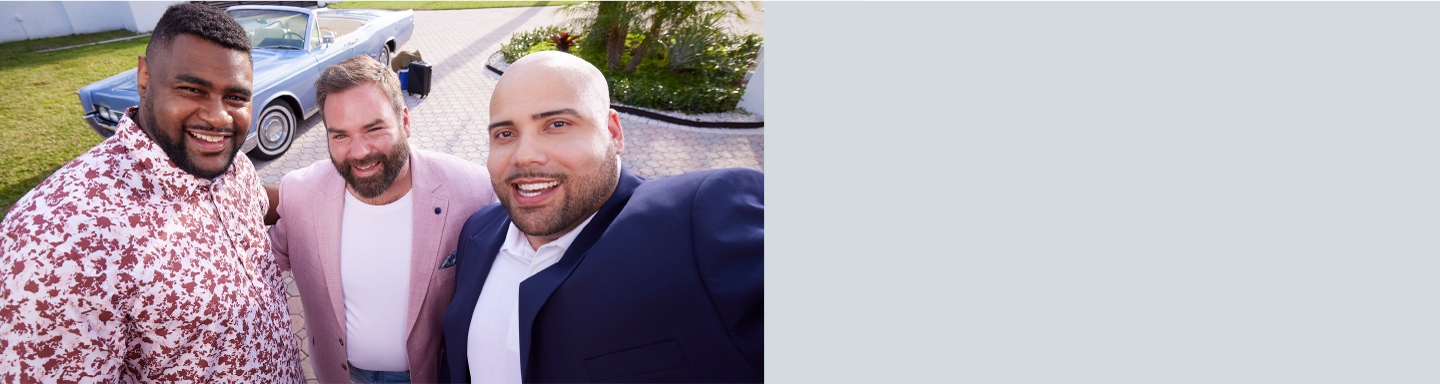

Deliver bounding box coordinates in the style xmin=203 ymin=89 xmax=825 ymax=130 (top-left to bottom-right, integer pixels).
xmin=147 ymin=3 xmax=251 ymax=59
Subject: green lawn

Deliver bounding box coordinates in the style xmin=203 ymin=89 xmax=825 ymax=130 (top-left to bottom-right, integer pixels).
xmin=328 ymin=1 xmax=580 ymax=10
xmin=0 ymin=30 xmax=147 ymax=217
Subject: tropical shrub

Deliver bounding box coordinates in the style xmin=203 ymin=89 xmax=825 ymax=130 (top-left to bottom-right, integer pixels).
xmin=501 ymin=26 xmax=571 ymax=62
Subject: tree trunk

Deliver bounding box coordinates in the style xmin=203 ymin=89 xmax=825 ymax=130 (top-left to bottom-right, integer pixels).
xmin=605 ymin=28 xmax=625 ymax=70
xmin=625 ymin=18 xmax=665 ymax=72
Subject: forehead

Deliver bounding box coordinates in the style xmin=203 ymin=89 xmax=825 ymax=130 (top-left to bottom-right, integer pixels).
xmin=153 ymin=34 xmax=252 ymax=75
xmin=491 ymin=70 xmax=591 ymax=120
xmin=325 ymin=84 xmax=398 ymax=127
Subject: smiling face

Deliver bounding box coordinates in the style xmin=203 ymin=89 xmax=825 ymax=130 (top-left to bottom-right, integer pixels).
xmin=488 ymin=52 xmax=624 ymax=248
xmin=136 ymin=33 xmax=254 ymax=179
xmin=324 ymin=82 xmax=413 ymax=204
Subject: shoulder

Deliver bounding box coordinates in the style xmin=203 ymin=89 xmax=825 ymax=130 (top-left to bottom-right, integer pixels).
xmin=416 ymin=150 xmax=489 ymax=181
xmin=280 ymin=159 xmax=340 ymax=190
xmin=414 ymin=149 xmax=495 ymax=203
xmin=2 ymin=146 xmax=158 ymax=265
xmin=459 ymin=202 xmax=509 ymax=236
xmin=634 ymin=167 xmax=764 ymax=202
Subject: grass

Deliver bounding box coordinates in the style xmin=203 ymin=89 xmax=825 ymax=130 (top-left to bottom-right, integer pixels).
xmin=328 ymin=1 xmax=581 ymax=10
xmin=0 ymin=30 xmax=148 ymax=217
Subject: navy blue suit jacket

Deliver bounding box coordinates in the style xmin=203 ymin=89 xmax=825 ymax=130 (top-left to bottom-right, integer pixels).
xmin=440 ymin=167 xmax=763 ymax=383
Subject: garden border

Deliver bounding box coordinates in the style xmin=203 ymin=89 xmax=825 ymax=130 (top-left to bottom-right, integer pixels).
xmin=485 ymin=51 xmax=764 ymax=129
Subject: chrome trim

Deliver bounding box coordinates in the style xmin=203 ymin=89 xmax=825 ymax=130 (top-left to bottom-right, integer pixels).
xmin=84 ymin=113 xmax=117 ymax=138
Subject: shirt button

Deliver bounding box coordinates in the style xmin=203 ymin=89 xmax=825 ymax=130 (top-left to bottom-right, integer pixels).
xmin=342 ymin=364 xmax=348 ymax=371
xmin=339 ymin=338 xmax=344 ymax=346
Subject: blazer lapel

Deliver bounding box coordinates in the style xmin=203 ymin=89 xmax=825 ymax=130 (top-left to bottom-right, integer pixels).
xmin=517 ymin=168 xmax=643 ymax=377
xmin=443 ymin=213 xmax=509 ymax=381
xmin=317 ymin=170 xmax=349 ymax=335
xmin=406 ymin=153 xmax=448 ymax=335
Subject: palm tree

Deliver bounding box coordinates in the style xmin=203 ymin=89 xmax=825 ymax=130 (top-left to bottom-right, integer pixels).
xmin=562 ymin=1 xmax=641 ymax=70
xmin=624 ymin=1 xmax=751 ymax=72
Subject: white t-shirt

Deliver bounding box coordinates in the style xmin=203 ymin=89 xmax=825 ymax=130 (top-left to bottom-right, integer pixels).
xmin=340 ymin=190 xmax=414 ymax=372
xmin=467 ymin=213 xmax=596 ymax=383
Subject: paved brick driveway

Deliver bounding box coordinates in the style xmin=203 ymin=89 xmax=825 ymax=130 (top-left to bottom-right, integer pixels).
xmin=252 ymin=6 xmax=764 ymax=381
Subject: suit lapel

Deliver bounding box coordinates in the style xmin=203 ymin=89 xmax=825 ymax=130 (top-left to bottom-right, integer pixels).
xmin=518 ymin=168 xmax=643 ymax=377
xmin=317 ymin=170 xmax=348 ymax=335
xmin=406 ymin=153 xmax=448 ymax=336
xmin=444 ymin=213 xmax=509 ymax=381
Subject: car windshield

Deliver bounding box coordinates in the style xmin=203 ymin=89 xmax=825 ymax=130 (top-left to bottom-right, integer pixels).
xmin=228 ymin=9 xmax=309 ymax=50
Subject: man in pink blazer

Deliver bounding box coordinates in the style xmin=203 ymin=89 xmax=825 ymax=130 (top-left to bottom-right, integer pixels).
xmin=267 ymin=55 xmax=496 ymax=383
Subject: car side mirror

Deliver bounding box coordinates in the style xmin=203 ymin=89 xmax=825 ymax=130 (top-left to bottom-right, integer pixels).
xmin=322 ymin=31 xmax=336 ymax=44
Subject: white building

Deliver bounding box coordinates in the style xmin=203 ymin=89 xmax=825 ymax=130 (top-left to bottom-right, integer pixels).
xmin=0 ymin=1 xmax=181 ymax=44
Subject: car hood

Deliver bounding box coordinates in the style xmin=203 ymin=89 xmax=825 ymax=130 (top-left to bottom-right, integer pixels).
xmin=251 ymin=48 xmax=311 ymax=91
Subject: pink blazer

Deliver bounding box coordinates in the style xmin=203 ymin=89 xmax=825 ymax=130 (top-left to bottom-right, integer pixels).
xmin=269 ymin=150 xmax=497 ymax=384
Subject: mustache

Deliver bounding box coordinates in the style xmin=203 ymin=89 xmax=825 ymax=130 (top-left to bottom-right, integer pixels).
xmin=505 ymin=171 xmax=567 ymax=184
xmin=344 ymin=152 xmax=389 ymax=169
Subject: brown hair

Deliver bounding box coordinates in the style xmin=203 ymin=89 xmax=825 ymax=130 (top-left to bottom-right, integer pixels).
xmin=315 ymin=55 xmax=404 ymax=122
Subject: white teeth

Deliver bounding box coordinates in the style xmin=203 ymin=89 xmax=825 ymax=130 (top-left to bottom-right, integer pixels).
xmin=516 ymin=181 xmax=558 ymax=198
xmin=517 ymin=181 xmax=558 ymax=191
xmin=191 ymin=132 xmax=224 ymax=143
xmin=355 ymin=162 xmax=378 ymax=170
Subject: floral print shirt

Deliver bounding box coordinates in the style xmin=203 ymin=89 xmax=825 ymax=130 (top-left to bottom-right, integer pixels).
xmin=0 ymin=108 xmax=302 ymax=383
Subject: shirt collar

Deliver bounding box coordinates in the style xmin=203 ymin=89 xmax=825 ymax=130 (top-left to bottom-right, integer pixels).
xmin=500 ymin=211 xmax=599 ymax=256
xmin=116 ymin=107 xmax=236 ymax=192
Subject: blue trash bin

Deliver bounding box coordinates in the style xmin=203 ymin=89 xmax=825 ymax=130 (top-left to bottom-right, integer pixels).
xmin=398 ymin=69 xmax=409 ymax=90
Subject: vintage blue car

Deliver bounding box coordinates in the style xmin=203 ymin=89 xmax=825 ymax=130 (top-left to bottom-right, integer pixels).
xmin=78 ymin=5 xmax=414 ymax=160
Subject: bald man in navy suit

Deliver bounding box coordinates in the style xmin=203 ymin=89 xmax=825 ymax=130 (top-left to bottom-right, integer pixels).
xmin=439 ymin=51 xmax=763 ymax=383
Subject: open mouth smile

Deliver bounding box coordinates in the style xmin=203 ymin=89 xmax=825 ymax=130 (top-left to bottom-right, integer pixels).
xmin=186 ymin=129 xmax=232 ymax=152
xmin=517 ymin=180 xmax=559 ymax=198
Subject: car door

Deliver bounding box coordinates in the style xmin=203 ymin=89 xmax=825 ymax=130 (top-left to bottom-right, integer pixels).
xmin=304 ymin=16 xmax=357 ymax=114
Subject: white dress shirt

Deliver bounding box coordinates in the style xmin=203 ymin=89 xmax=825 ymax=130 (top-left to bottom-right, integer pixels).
xmin=340 ymin=190 xmax=414 ymax=371
xmin=467 ymin=213 xmax=596 ymax=383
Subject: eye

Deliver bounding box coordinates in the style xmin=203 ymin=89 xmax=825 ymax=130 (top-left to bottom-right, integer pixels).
xmin=549 ymin=121 xmax=568 ymax=128
xmin=181 ymin=87 xmax=202 ymax=94
xmin=494 ymin=131 xmax=513 ymax=139
xmin=226 ymin=95 xmax=249 ymax=102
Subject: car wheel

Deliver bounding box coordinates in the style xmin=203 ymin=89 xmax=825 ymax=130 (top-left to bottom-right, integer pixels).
xmin=248 ymin=101 xmax=296 ymax=161
xmin=380 ymin=44 xmax=392 ymax=68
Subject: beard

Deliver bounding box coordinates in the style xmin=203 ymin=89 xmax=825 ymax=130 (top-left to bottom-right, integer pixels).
xmin=333 ymin=138 xmax=411 ymax=199
xmin=496 ymin=142 xmax=619 ymax=238
xmin=141 ymin=96 xmax=242 ymax=179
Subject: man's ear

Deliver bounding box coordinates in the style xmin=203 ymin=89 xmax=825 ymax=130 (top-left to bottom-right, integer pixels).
xmin=401 ymin=107 xmax=413 ymax=138
xmin=136 ymin=55 xmax=149 ymax=100
xmin=607 ymin=109 xmax=625 ymax=154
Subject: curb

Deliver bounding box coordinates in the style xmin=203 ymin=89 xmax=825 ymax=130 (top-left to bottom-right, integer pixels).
xmin=486 ymin=56 xmax=764 ymax=130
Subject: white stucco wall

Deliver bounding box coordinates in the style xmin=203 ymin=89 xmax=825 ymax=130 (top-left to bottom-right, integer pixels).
xmin=127 ymin=1 xmax=178 ymax=34
xmin=0 ymin=2 xmax=75 ymax=43
xmin=61 ymin=2 xmax=132 ymax=35
xmin=736 ymin=46 xmax=765 ymax=116
xmin=0 ymin=1 xmax=179 ymax=44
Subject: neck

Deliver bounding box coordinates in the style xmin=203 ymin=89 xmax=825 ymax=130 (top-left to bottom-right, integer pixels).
xmin=349 ymin=160 xmax=413 ymax=205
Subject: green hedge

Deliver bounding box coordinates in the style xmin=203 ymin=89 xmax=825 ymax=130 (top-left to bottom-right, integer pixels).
xmin=501 ymin=26 xmax=762 ymax=114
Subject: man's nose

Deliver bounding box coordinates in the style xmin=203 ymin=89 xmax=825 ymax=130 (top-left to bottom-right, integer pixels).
xmin=512 ymin=136 xmax=547 ymax=166
xmin=348 ymin=136 xmax=373 ymax=159
xmin=197 ymin=96 xmax=234 ymax=130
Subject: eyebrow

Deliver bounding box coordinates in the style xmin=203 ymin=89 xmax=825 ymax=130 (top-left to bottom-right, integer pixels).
xmin=487 ymin=108 xmax=583 ymax=132
xmin=327 ymin=118 xmax=386 ymax=134
xmin=175 ymin=74 xmax=253 ymax=98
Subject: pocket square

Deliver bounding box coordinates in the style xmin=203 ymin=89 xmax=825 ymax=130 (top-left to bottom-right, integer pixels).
xmin=439 ymin=251 xmax=458 ymax=270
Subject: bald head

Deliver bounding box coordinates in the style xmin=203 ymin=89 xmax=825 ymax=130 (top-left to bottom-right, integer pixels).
xmin=486 ymin=51 xmax=626 ymax=247
xmin=492 ymin=51 xmax=611 ymax=124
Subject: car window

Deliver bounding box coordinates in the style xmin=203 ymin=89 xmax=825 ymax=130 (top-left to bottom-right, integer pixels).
xmin=310 ymin=19 xmax=321 ymax=49
xmin=228 ymin=9 xmax=310 ymax=50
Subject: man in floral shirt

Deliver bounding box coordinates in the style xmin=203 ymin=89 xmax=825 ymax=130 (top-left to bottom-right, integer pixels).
xmin=0 ymin=4 xmax=301 ymax=382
